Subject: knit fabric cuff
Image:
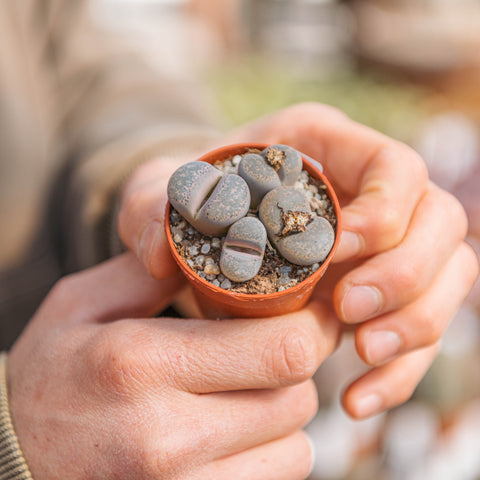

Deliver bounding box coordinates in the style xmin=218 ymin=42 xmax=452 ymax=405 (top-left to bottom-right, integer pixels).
xmin=0 ymin=353 xmax=34 ymax=480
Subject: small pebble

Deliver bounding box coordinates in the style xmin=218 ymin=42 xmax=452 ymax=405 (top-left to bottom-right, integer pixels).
xmin=211 ymin=237 xmax=221 ymax=249
xmin=198 ymin=271 xmax=207 ymax=279
xmin=187 ymin=259 xmax=194 ymax=267
xmin=173 ymin=233 xmax=183 ymax=243
xmin=188 ymin=245 xmax=200 ymax=256
xmin=177 ymin=221 xmax=186 ymax=230
xmin=206 ymin=274 xmax=216 ymax=281
xmin=217 ymin=274 xmax=226 ymax=282
xmin=205 ymin=257 xmax=215 ymax=266
xmin=220 ymin=279 xmax=232 ymax=289
xmin=195 ymin=255 xmax=205 ymax=266
xmin=232 ymin=155 xmax=242 ymax=166
xmin=201 ymin=243 xmax=211 ymax=254
xmin=312 ymin=263 xmax=320 ymax=272
xmin=278 ymin=286 xmax=287 ymax=292
xmin=204 ymin=263 xmax=221 ymax=275
xmin=187 ymin=227 xmax=195 ymax=236
xmin=170 ymin=211 xmax=179 ymax=222
xmin=212 ymin=279 xmax=220 ymax=287
xmin=280 ymin=266 xmax=292 ymax=275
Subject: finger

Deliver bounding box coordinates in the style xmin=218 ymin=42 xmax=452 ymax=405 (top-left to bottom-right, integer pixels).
xmin=196 ymin=381 xmax=318 ymax=461
xmin=342 ymin=344 xmax=439 ymax=419
xmin=43 ymin=252 xmax=185 ymax=325
xmin=335 ymin=184 xmax=469 ymax=324
xmin=237 ymin=103 xmax=429 ymax=261
xmin=201 ymin=431 xmax=314 ymax=480
xmin=354 ymin=242 xmax=478 ymax=366
xmin=118 ymin=157 xmax=186 ymax=279
xmin=135 ymin=300 xmax=341 ymax=392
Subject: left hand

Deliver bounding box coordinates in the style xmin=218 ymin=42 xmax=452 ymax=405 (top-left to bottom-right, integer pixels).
xmin=117 ymin=102 xmax=479 ymax=419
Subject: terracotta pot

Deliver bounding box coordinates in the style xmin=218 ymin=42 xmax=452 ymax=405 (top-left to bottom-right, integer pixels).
xmin=164 ymin=143 xmax=342 ymax=318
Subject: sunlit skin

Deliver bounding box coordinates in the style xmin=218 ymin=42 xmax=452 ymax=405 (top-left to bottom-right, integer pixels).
xmin=8 ymin=103 xmax=478 ymax=480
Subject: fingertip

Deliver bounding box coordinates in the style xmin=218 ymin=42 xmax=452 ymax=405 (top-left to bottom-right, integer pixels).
xmin=333 ymin=230 xmax=364 ymax=263
xmin=342 ymin=385 xmax=384 ymax=420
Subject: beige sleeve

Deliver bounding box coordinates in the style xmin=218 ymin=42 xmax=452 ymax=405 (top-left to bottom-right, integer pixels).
xmin=0 ymin=354 xmax=33 ymax=480
xmin=40 ymin=0 xmax=221 ymax=272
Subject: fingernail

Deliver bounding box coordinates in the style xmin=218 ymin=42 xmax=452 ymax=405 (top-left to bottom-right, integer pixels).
xmin=355 ymin=393 xmax=383 ymax=418
xmin=338 ymin=231 xmax=362 ymax=259
xmin=341 ymin=286 xmax=382 ymax=323
xmin=139 ymin=221 xmax=161 ymax=265
xmin=365 ymin=330 xmax=401 ymax=365
xmin=304 ymin=432 xmax=316 ymax=478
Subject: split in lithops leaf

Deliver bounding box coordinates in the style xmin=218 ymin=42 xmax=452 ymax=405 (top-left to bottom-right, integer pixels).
xmin=220 ymin=217 xmax=267 ymax=282
xmin=238 ymin=144 xmax=303 ymax=208
xmin=259 ymin=186 xmax=335 ymax=266
xmin=167 ymin=161 xmax=250 ymax=236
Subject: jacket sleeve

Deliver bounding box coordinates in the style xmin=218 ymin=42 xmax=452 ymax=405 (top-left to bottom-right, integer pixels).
xmin=0 ymin=354 xmax=33 ymax=480
xmin=42 ymin=0 xmax=220 ymax=272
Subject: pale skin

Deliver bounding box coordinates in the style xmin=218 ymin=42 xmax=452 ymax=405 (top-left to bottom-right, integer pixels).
xmin=7 ymin=103 xmax=479 ymax=479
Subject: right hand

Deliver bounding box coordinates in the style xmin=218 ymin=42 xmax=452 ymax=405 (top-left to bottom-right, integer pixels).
xmin=8 ymin=253 xmax=341 ymax=480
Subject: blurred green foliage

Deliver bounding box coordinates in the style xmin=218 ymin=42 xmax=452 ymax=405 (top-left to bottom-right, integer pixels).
xmin=207 ymin=58 xmax=429 ymax=143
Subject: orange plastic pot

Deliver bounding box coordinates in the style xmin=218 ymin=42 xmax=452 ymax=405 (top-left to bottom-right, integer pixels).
xmin=164 ymin=143 xmax=342 ymax=319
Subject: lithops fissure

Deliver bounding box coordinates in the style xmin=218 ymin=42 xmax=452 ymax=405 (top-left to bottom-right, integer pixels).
xmin=220 ymin=217 xmax=267 ymax=282
xmin=259 ymin=186 xmax=335 ymax=266
xmin=167 ymin=161 xmax=250 ymax=236
xmin=238 ymin=145 xmax=303 ymax=208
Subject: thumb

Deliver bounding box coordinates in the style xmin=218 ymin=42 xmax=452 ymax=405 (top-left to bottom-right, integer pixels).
xmin=42 ymin=253 xmax=185 ymax=326
xmin=118 ymin=158 xmax=184 ymax=279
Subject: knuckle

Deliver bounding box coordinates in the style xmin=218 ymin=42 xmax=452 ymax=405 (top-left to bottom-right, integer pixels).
xmin=436 ymin=188 xmax=469 ymax=238
xmin=294 ymin=432 xmax=315 ymax=480
xmin=461 ymin=241 xmax=480 ymax=286
xmin=47 ymin=273 xmax=78 ymax=301
xmin=402 ymin=145 xmax=429 ymax=186
xmin=416 ymin=306 xmax=443 ymax=346
xmin=372 ymin=203 xmax=404 ymax=245
xmin=86 ymin=324 xmax=145 ymax=397
xmin=293 ymin=381 xmax=319 ymax=425
xmin=394 ymin=261 xmax=422 ymax=294
xmin=266 ymin=328 xmax=319 ymax=385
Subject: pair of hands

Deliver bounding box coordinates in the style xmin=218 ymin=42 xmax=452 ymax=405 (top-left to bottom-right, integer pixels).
xmin=9 ymin=103 xmax=478 ymax=479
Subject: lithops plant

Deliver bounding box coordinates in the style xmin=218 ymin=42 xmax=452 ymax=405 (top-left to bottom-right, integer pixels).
xmin=238 ymin=144 xmax=303 ymax=208
xmin=167 ymin=161 xmax=250 ymax=236
xmin=168 ymin=144 xmax=337 ymax=289
xmin=220 ymin=217 xmax=267 ymax=282
xmin=259 ymin=186 xmax=335 ymax=266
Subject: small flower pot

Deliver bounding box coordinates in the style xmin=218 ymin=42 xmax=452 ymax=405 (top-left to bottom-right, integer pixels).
xmin=164 ymin=143 xmax=342 ymax=319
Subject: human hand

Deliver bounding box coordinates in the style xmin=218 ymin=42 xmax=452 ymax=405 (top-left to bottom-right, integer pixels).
xmin=8 ymin=253 xmax=341 ymax=480
xmin=225 ymin=102 xmax=479 ymax=418
xmin=118 ymin=103 xmax=479 ymax=420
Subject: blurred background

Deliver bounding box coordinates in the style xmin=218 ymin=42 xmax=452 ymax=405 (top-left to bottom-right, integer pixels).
xmin=3 ymin=0 xmax=480 ymax=478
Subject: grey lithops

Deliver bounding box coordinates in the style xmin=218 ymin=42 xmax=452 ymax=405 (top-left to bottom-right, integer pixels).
xmin=238 ymin=145 xmax=303 ymax=208
xmin=167 ymin=161 xmax=250 ymax=236
xmin=220 ymin=217 xmax=267 ymax=282
xmin=238 ymin=153 xmax=281 ymax=208
xmin=262 ymin=144 xmax=303 ymax=185
xmin=259 ymin=186 xmax=335 ymax=266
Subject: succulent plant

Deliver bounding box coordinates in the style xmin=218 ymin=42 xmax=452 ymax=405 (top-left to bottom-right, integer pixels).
xmin=167 ymin=161 xmax=250 ymax=236
xmin=167 ymin=145 xmax=335 ymax=283
xmin=238 ymin=144 xmax=303 ymax=208
xmin=259 ymin=187 xmax=335 ymax=266
xmin=220 ymin=217 xmax=267 ymax=282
